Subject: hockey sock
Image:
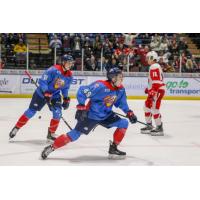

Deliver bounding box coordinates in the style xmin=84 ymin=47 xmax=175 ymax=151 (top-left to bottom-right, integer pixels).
xmin=49 ymin=119 xmax=60 ymax=133
xmin=53 ymin=134 xmax=71 ymax=149
xmin=113 ymin=128 xmax=127 ymax=145
xmin=15 ymin=114 xmax=29 ymax=128
xmin=153 ymin=113 xmax=162 ymax=126
xmin=145 ymin=112 xmax=152 ymax=124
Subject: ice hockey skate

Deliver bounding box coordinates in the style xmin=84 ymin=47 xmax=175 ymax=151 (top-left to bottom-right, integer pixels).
xmin=108 ymin=141 xmax=126 ymax=159
xmin=46 ymin=128 xmax=58 ymax=143
xmin=150 ymin=123 xmax=164 ymax=136
xmin=9 ymin=126 xmax=19 ymax=139
xmin=41 ymin=145 xmax=55 ymax=160
xmin=140 ymin=123 xmax=153 ymax=134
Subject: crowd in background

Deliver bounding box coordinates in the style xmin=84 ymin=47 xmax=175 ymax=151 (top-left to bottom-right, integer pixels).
xmin=1 ymin=33 xmax=200 ymax=73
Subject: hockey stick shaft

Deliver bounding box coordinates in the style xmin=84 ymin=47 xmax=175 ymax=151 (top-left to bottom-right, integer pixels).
xmin=114 ymin=112 xmax=152 ymax=127
xmin=25 ymin=70 xmax=72 ymax=130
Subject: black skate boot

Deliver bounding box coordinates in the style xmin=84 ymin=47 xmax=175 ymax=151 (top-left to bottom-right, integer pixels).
xmin=108 ymin=141 xmax=126 ymax=159
xmin=41 ymin=145 xmax=55 ymax=160
xmin=150 ymin=123 xmax=164 ymax=136
xmin=140 ymin=123 xmax=153 ymax=134
xmin=9 ymin=126 xmax=19 ymax=139
xmin=46 ymin=128 xmax=57 ymax=143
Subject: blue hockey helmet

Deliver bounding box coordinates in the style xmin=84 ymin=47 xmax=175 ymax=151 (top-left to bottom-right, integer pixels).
xmin=107 ymin=67 xmax=122 ymax=81
xmin=62 ymin=54 xmax=74 ymax=62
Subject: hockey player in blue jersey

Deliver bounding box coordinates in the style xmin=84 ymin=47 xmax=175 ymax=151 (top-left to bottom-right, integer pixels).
xmin=9 ymin=54 xmax=74 ymax=141
xmin=41 ymin=67 xmax=137 ymax=159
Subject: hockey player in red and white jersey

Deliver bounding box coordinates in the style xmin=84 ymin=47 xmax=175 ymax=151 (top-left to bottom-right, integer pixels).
xmin=141 ymin=51 xmax=165 ymax=136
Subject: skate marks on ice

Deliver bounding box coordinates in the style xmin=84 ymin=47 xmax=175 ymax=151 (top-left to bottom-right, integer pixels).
xmin=0 ymin=150 xmax=38 ymax=158
xmin=8 ymin=139 xmax=48 ymax=146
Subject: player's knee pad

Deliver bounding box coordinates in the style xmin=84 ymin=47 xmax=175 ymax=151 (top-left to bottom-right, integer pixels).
xmin=52 ymin=108 xmax=62 ymax=119
xmin=24 ymin=108 xmax=37 ymax=118
xmin=67 ymin=130 xmax=81 ymax=141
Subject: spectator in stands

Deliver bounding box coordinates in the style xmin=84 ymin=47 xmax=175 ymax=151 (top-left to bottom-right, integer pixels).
xmin=62 ymin=35 xmax=71 ymax=54
xmin=177 ymin=37 xmax=188 ymax=53
xmin=123 ymin=33 xmax=139 ymax=47
xmin=169 ymin=37 xmax=178 ymax=55
xmin=150 ymin=37 xmax=160 ymax=51
xmin=49 ymin=34 xmax=62 ymax=49
xmin=159 ymin=38 xmax=169 ymax=52
xmin=136 ymin=45 xmax=149 ymax=72
xmin=93 ymin=35 xmax=102 ymax=59
xmin=14 ymin=39 xmax=27 ymax=53
xmin=159 ymin=57 xmax=175 ymax=72
xmin=14 ymin=39 xmax=27 ymax=63
xmin=84 ymin=55 xmax=97 ymax=71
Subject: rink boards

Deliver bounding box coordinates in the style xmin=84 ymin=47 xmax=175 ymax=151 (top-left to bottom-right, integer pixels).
xmin=0 ymin=72 xmax=200 ymax=100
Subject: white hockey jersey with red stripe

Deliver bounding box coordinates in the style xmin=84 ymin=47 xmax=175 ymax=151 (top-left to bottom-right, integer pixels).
xmin=148 ymin=63 xmax=165 ymax=91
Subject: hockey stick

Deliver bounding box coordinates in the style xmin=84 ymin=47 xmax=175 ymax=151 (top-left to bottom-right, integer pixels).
xmin=25 ymin=70 xmax=72 ymax=130
xmin=113 ymin=112 xmax=153 ymax=127
xmin=92 ymin=111 xmax=153 ymax=132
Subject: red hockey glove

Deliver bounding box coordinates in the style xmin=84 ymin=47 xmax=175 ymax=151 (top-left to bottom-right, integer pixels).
xmin=144 ymin=88 xmax=149 ymax=94
xmin=44 ymin=92 xmax=52 ymax=103
xmin=148 ymin=89 xmax=156 ymax=98
xmin=126 ymin=110 xmax=137 ymax=124
xmin=75 ymin=104 xmax=88 ymax=121
xmin=62 ymin=97 xmax=70 ymax=110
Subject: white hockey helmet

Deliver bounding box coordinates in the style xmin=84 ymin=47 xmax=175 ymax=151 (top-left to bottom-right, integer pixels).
xmin=146 ymin=51 xmax=158 ymax=62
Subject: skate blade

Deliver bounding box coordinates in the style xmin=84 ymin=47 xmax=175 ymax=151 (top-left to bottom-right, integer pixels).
xmin=140 ymin=130 xmax=151 ymax=134
xmin=108 ymin=154 xmax=126 ymax=160
xmin=9 ymin=138 xmax=15 ymax=143
xmin=151 ymin=132 xmax=164 ymax=136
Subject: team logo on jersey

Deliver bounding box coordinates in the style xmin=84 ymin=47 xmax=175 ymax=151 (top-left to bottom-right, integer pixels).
xmin=54 ymin=78 xmax=65 ymax=89
xmin=103 ymin=95 xmax=117 ymax=107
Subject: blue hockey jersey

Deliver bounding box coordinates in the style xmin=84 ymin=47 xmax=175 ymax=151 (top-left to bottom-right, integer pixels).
xmin=36 ymin=65 xmax=73 ymax=99
xmin=77 ymin=80 xmax=130 ymax=120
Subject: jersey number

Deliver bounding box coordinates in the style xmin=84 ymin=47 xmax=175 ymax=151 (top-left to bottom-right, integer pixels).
xmin=150 ymin=68 xmax=161 ymax=81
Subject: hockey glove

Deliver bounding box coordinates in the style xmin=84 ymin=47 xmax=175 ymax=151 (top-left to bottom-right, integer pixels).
xmin=144 ymin=88 xmax=149 ymax=94
xmin=75 ymin=104 xmax=88 ymax=121
xmin=148 ymin=89 xmax=156 ymax=98
xmin=44 ymin=92 xmax=52 ymax=104
xmin=126 ymin=110 xmax=137 ymax=124
xmin=62 ymin=97 xmax=70 ymax=110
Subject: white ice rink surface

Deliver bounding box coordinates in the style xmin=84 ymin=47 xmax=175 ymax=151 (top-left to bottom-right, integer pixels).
xmin=0 ymin=98 xmax=200 ymax=166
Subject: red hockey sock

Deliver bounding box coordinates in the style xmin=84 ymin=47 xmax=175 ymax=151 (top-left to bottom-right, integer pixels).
xmin=113 ymin=128 xmax=127 ymax=145
xmin=49 ymin=119 xmax=60 ymax=133
xmin=15 ymin=114 xmax=29 ymax=128
xmin=53 ymin=134 xmax=71 ymax=149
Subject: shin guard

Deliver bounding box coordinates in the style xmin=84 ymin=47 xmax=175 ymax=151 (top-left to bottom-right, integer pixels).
xmin=49 ymin=119 xmax=60 ymax=133
xmin=113 ymin=128 xmax=127 ymax=145
xmin=53 ymin=134 xmax=71 ymax=149
xmin=15 ymin=114 xmax=29 ymax=128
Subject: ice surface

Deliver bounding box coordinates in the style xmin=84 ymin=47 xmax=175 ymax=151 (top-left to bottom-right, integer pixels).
xmin=0 ymin=98 xmax=200 ymax=166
